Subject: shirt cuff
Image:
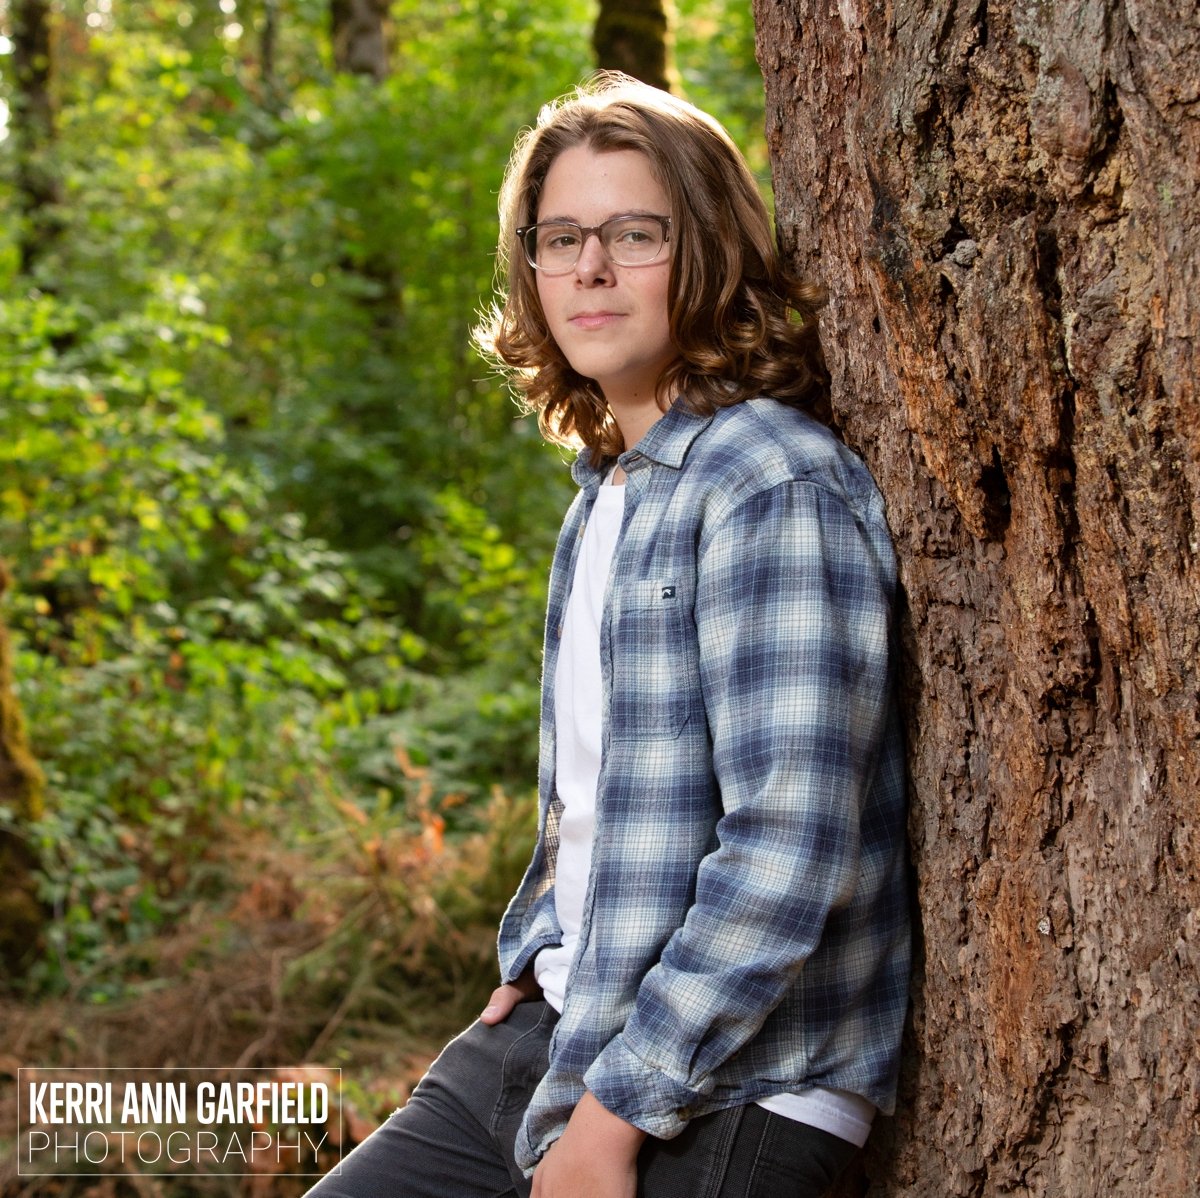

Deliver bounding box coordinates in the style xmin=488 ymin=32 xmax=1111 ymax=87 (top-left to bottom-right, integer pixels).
xmin=582 ymin=1034 xmax=709 ymax=1140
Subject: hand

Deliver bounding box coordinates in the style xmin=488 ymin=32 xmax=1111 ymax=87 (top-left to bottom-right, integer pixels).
xmin=479 ymin=970 xmax=541 ymax=1025
xmin=531 ymin=1091 xmax=646 ymax=1198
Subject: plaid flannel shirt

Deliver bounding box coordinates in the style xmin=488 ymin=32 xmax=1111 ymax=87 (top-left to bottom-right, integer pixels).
xmin=497 ymin=397 xmax=910 ymax=1171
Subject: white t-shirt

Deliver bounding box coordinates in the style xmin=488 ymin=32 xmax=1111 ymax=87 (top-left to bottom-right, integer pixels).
xmin=533 ymin=473 xmax=875 ymax=1148
xmin=534 ymin=477 xmax=625 ymax=1008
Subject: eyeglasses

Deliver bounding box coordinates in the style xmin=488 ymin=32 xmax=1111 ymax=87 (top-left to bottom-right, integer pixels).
xmin=516 ymin=214 xmax=671 ymax=274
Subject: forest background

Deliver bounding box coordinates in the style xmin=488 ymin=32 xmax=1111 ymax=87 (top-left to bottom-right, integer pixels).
xmin=0 ymin=0 xmax=769 ymax=1189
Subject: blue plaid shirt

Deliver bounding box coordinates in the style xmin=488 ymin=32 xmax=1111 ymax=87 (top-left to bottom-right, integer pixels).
xmin=497 ymin=397 xmax=910 ymax=1171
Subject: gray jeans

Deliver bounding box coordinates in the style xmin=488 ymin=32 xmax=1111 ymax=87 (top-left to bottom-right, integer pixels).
xmin=306 ymin=1001 xmax=859 ymax=1197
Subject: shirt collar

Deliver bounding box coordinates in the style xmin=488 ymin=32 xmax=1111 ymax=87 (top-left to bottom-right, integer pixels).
xmin=570 ymin=398 xmax=714 ymax=489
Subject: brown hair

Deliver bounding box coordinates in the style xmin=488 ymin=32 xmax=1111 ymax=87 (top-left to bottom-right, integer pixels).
xmin=475 ymin=73 xmax=829 ymax=458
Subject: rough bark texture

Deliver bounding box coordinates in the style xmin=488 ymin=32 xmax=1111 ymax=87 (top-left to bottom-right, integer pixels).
xmin=593 ymin=0 xmax=676 ymax=92
xmin=755 ymin=0 xmax=1198 ymax=1194
xmin=0 ymin=559 xmax=46 ymax=983
xmin=330 ymin=0 xmax=390 ymax=80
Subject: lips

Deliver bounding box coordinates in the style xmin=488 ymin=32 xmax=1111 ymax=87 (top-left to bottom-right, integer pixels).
xmin=568 ymin=311 xmax=624 ymax=330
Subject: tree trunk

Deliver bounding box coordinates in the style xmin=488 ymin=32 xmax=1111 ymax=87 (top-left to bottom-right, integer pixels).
xmin=260 ymin=0 xmax=279 ymax=96
xmin=755 ymin=0 xmax=1199 ymax=1194
xmin=0 ymin=559 xmax=46 ymax=983
xmin=593 ymin=0 xmax=676 ymax=92
xmin=330 ymin=0 xmax=391 ymax=80
xmin=10 ymin=0 xmax=63 ymax=276
xmin=324 ymin=0 xmax=402 ymax=366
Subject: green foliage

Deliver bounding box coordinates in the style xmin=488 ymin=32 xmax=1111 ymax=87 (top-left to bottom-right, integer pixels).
xmin=1 ymin=293 xmax=244 ymax=645
xmin=6 ymin=0 xmax=586 ymax=609
xmin=675 ymin=0 xmax=772 ymax=198
xmin=0 ymin=285 xmax=547 ymax=991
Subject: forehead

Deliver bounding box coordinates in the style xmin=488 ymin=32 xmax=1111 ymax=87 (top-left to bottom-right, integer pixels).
xmin=536 ymin=146 xmax=669 ymax=222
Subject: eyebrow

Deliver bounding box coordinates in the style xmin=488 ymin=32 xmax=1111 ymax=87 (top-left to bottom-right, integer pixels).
xmin=534 ymin=209 xmax=666 ymax=224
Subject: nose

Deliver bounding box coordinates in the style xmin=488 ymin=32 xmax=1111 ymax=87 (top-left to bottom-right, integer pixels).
xmin=574 ymin=230 xmax=614 ymax=281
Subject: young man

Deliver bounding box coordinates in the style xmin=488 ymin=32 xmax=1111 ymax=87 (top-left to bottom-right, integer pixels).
xmin=309 ymin=75 xmax=909 ymax=1198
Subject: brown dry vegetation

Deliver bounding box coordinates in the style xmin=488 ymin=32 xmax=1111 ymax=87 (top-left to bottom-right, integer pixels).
xmin=0 ymin=789 xmax=536 ymax=1197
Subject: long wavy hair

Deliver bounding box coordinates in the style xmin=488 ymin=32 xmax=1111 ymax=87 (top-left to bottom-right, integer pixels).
xmin=475 ymin=74 xmax=830 ymax=459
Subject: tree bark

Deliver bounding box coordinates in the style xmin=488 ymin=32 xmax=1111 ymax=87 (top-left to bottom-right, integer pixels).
xmin=0 ymin=559 xmax=46 ymax=983
xmin=10 ymin=0 xmax=63 ymax=276
xmin=593 ymin=0 xmax=676 ymax=92
xmin=755 ymin=0 xmax=1199 ymax=1194
xmin=330 ymin=0 xmax=391 ymax=80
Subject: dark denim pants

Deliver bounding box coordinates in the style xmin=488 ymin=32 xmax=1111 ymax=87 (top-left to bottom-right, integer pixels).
xmin=306 ymin=1000 xmax=859 ymax=1197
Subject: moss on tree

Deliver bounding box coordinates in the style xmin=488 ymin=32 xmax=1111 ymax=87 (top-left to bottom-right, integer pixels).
xmin=0 ymin=558 xmax=46 ymax=980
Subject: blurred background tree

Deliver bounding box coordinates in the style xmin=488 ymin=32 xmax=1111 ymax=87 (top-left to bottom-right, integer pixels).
xmin=594 ymin=0 xmax=674 ymax=91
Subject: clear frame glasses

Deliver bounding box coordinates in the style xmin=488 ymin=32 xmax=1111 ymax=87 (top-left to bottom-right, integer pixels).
xmin=516 ymin=214 xmax=672 ymax=274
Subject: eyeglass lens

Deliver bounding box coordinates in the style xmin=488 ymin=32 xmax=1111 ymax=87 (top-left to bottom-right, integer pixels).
xmin=525 ymin=216 xmax=667 ymax=271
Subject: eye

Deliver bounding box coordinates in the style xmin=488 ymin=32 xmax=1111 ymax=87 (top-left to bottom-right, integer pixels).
xmin=612 ymin=220 xmax=658 ymax=245
xmin=541 ymin=226 xmax=581 ymax=250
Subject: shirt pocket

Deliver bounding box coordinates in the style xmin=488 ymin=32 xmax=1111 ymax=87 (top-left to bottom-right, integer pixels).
xmin=609 ymin=578 xmax=697 ymax=741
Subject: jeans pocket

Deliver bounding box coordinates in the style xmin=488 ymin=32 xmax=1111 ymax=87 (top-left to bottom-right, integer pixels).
xmin=489 ymin=1002 xmax=555 ymax=1132
xmin=742 ymin=1110 xmax=860 ymax=1198
xmin=638 ymin=1105 xmax=745 ymax=1198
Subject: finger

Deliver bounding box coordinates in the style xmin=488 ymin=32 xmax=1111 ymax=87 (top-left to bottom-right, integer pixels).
xmin=479 ymin=983 xmax=522 ymax=1025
